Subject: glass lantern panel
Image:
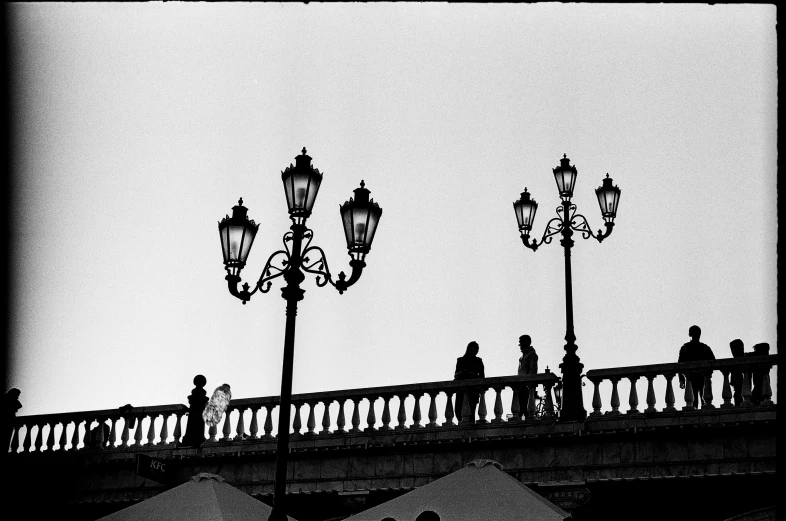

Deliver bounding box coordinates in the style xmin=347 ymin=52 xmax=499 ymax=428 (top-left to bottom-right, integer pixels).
xmin=228 ymin=224 xmax=247 ymax=262
xmin=291 ymin=171 xmax=312 ymax=211
xmin=305 ymin=175 xmax=321 ymax=213
xmin=219 ymin=226 xmax=230 ymax=263
xmin=351 ymin=207 xmax=370 ymax=247
xmin=341 ymin=205 xmax=354 ymax=247
xmin=363 ymin=209 xmax=381 ymax=248
xmin=239 ymin=226 xmax=256 ymax=263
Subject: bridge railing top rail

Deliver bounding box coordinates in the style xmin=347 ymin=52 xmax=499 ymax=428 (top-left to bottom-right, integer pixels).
xmin=585 ymin=354 xmax=777 ymax=380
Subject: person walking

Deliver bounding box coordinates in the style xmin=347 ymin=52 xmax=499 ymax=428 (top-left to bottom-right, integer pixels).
xmin=678 ymin=325 xmax=715 ymax=408
xmin=453 ymin=341 xmax=485 ymax=423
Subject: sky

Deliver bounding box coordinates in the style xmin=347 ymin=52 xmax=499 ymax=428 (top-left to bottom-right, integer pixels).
xmin=6 ymin=3 xmax=778 ymax=418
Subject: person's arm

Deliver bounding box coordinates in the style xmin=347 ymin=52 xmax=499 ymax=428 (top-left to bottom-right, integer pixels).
xmin=479 ymin=360 xmax=485 ymax=379
xmin=530 ymin=353 xmax=539 ymax=375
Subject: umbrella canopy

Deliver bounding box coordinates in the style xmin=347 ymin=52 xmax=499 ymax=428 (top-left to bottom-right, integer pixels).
xmin=347 ymin=460 xmax=569 ymax=521
xmin=97 ymin=473 xmax=297 ymax=521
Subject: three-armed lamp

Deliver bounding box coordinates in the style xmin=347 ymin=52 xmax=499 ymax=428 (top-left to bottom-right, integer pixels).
xmin=217 ymin=148 xmax=382 ymax=521
xmin=513 ymin=154 xmax=620 ymax=422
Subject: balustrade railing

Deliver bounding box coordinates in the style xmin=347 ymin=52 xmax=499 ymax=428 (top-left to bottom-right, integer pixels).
xmin=585 ymin=355 xmax=777 ymax=416
xmin=7 ymin=374 xmax=558 ymax=454
xmin=8 ymin=356 xmax=776 ymax=454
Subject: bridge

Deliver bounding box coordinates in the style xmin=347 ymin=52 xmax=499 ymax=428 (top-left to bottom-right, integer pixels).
xmin=5 ymin=355 xmax=777 ymax=521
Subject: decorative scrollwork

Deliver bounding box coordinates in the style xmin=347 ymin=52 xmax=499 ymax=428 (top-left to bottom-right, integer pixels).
xmin=302 ymin=245 xmax=334 ymax=288
xmin=253 ymin=250 xmax=290 ymax=294
xmin=570 ymin=212 xmax=598 ymax=240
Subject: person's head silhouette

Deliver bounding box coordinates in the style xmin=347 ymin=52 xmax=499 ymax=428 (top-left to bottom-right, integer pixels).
xmin=730 ymin=339 xmax=744 ymax=357
xmin=519 ymin=334 xmax=532 ymax=350
xmin=416 ymin=511 xmax=440 ymax=521
xmin=689 ymin=325 xmax=701 ymax=341
xmin=465 ymin=341 xmax=479 ymax=357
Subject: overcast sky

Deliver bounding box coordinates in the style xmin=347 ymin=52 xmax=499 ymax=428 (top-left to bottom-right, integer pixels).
xmin=7 ymin=3 xmax=777 ymax=417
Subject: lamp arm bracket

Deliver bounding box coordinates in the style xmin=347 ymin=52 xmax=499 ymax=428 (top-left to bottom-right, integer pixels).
xmin=301 ymin=244 xmax=334 ymax=288
xmin=522 ymin=214 xmax=564 ymax=251
xmin=333 ymin=259 xmax=366 ymax=294
xmin=569 ymin=212 xmax=598 ymax=240
xmin=253 ymin=250 xmax=290 ymax=294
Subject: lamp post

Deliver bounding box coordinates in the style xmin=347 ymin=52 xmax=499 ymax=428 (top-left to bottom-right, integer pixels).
xmin=218 ymin=148 xmax=382 ymax=521
xmin=513 ymin=154 xmax=620 ymax=422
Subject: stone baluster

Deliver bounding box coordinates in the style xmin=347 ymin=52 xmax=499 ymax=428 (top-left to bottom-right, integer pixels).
xmin=509 ymin=390 xmax=520 ymax=422
xmin=147 ymin=414 xmax=158 ymax=445
xmin=263 ymin=405 xmax=274 ymax=438
xmin=645 ymin=375 xmax=657 ymax=413
xmin=220 ymin=409 xmax=232 ymax=441
xmin=321 ymin=401 xmax=332 ymax=435
xmin=427 ymin=392 xmax=439 ymax=427
xmin=234 ymin=408 xmax=246 ymax=440
xmin=350 ymin=399 xmax=361 ymax=433
xmin=45 ymin=423 xmax=56 ymax=451
xmin=81 ymin=421 xmax=91 ymax=450
xmin=459 ymin=390 xmax=472 ymax=425
xmin=526 ymin=387 xmax=537 ymax=421
xmin=32 ymin=424 xmax=43 ymax=452
xmin=71 ymin=420 xmax=83 ymax=451
xmin=720 ymin=370 xmax=733 ymax=409
xmin=306 ymin=403 xmax=316 ymax=435
xmin=590 ymin=379 xmax=603 ymax=416
xmin=107 ymin=418 xmax=118 ymax=448
xmin=207 ymin=423 xmax=218 ymax=443
xmin=381 ymin=395 xmax=392 ymax=430
xmin=542 ymin=383 xmax=555 ymax=419
xmin=173 ymin=412 xmax=184 ymax=445
xmin=159 ymin=414 xmax=169 ymax=446
xmin=477 ymin=388 xmax=488 ymax=424
xmin=608 ymin=378 xmax=621 ymax=415
xmin=58 ymin=422 xmax=68 ymax=451
xmin=627 ymin=376 xmax=640 ymax=414
xmin=664 ymin=373 xmax=676 ymax=412
xmin=132 ymin=416 xmax=145 ymax=446
xmin=249 ymin=407 xmax=259 ymax=439
xmin=120 ymin=418 xmax=130 ymax=448
xmin=442 ymin=392 xmax=455 ymax=426
xmin=365 ymin=397 xmax=377 ymax=431
xmin=10 ymin=423 xmax=21 ymax=453
xmin=760 ymin=366 xmax=773 ymax=406
xmin=291 ymin=403 xmax=302 ymax=436
xmin=336 ymin=400 xmax=347 ymax=434
xmin=741 ymin=369 xmax=754 ymax=407
xmin=492 ymin=387 xmax=504 ymax=423
xmin=702 ymin=370 xmax=715 ymax=409
xmin=396 ymin=395 xmax=408 ymax=430
xmin=683 ymin=378 xmax=695 ymax=411
xmin=411 ymin=394 xmax=423 ymax=429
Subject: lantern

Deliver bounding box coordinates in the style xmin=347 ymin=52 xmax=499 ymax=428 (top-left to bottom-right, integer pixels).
xmin=218 ymin=198 xmax=259 ymax=277
xmin=513 ymin=188 xmax=538 ymax=232
xmin=281 ymin=148 xmax=323 ymax=223
xmin=340 ymin=180 xmax=382 ymax=261
xmin=595 ymin=173 xmax=621 ymax=222
xmin=552 ymin=154 xmax=578 ymax=200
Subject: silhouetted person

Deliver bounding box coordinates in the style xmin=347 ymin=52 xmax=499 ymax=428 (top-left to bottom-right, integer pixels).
xmin=454 ymin=341 xmax=485 ymax=423
xmin=416 ymin=512 xmax=441 ymax=521
xmin=3 ymin=388 xmax=22 ymax=454
xmin=203 ymin=383 xmax=232 ymax=427
xmin=728 ymin=339 xmax=748 ymax=406
xmin=515 ymin=334 xmax=539 ymax=419
xmin=678 ymin=325 xmax=715 ymax=408
xmin=182 ymin=375 xmax=209 ymax=447
xmin=750 ymin=342 xmax=771 ymax=405
xmin=88 ymin=404 xmax=136 ymax=448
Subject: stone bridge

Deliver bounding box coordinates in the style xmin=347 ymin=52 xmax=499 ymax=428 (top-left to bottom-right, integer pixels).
xmin=5 ymin=355 xmax=777 ymax=521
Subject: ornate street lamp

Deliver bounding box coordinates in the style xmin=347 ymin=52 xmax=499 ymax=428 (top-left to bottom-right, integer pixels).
xmin=514 ymin=154 xmax=620 ymax=422
xmin=218 ymin=148 xmax=382 ymax=521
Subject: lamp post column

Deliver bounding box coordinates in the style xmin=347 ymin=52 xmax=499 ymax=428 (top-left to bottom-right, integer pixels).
xmin=269 ymin=224 xmax=306 ymax=521
xmin=559 ymin=200 xmax=586 ymax=421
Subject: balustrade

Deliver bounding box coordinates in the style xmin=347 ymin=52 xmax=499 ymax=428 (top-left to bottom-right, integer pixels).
xmin=7 ymin=357 xmax=776 ymax=454
xmin=586 ymin=355 xmax=777 ymax=416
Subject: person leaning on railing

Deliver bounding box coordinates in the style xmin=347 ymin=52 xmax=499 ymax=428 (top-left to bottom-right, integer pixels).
xmin=677 ymin=325 xmax=715 ymax=408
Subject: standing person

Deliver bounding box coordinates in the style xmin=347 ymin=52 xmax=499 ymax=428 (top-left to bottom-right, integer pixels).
xmin=515 ymin=335 xmax=539 ymax=419
xmin=728 ymin=339 xmax=751 ymax=407
xmin=453 ymin=341 xmax=485 ymax=423
xmin=2 ymin=388 xmax=22 ymax=454
xmin=678 ymin=325 xmax=716 ymax=408
xmin=181 ymin=375 xmax=209 ymax=447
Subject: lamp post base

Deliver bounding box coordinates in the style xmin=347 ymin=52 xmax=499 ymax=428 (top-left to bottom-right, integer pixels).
xmin=559 ymin=358 xmax=586 ymax=422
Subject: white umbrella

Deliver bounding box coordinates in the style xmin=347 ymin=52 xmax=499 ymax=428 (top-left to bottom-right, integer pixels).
xmin=347 ymin=460 xmax=569 ymax=521
xmin=97 ymin=473 xmax=297 ymax=521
